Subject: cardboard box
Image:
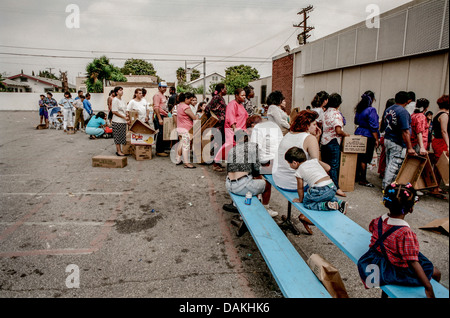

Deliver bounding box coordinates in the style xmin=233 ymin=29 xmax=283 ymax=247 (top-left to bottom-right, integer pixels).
xmin=436 ymin=151 xmax=449 ymax=186
xmin=191 ymin=112 xmax=219 ymax=164
xmin=129 ymin=119 xmax=157 ymax=146
xmin=395 ymin=154 xmax=427 ymax=186
xmin=163 ymin=117 xmax=178 ymax=141
xmin=130 ymin=144 xmax=152 ymax=161
xmin=122 ymin=131 xmax=132 ymax=155
xmin=420 ymin=217 xmax=449 ymax=235
xmin=36 ymin=124 xmax=47 ymax=130
xmin=338 ymin=152 xmax=358 ymax=192
xmin=414 ymin=154 xmax=438 ymax=190
xmin=341 ymin=135 xmax=367 ymax=153
xmin=66 ymin=126 xmax=75 ymax=134
xmin=129 ymin=110 xmax=139 ymax=124
xmin=92 ymin=155 xmax=127 ymax=168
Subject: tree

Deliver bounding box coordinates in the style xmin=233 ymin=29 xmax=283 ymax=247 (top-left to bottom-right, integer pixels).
xmin=121 ymin=58 xmax=157 ymax=76
xmin=176 ymin=67 xmax=200 ymax=82
xmin=224 ymin=65 xmax=259 ymax=94
xmin=85 ymin=56 xmax=127 ymax=93
xmin=38 ymin=70 xmax=58 ymax=80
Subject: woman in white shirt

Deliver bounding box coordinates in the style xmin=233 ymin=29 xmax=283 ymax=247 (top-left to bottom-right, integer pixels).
xmin=267 ymin=91 xmax=290 ymax=135
xmin=127 ymin=88 xmax=149 ymax=123
xmin=111 ymin=86 xmax=131 ymax=156
xmin=310 ymin=91 xmax=329 ymax=128
xmin=273 ymin=110 xmax=322 ymax=190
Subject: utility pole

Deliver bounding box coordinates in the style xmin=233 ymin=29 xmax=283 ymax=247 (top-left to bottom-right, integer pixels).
xmin=293 ymin=5 xmax=315 ymax=45
xmin=203 ymin=57 xmax=206 ymax=101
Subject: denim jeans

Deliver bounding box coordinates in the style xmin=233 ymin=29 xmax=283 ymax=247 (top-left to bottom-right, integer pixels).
xmin=303 ymin=182 xmax=342 ymax=211
xmin=321 ymin=138 xmax=341 ymax=190
xmin=382 ymin=138 xmax=406 ymax=189
xmin=225 ymin=175 xmax=266 ymax=196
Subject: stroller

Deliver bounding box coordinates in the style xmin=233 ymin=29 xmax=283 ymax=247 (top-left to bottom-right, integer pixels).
xmin=48 ymin=107 xmax=63 ymax=130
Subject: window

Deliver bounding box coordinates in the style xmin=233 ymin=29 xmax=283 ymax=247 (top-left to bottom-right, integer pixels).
xmin=261 ymin=85 xmax=267 ymax=104
xmin=20 ymin=77 xmax=28 ymax=82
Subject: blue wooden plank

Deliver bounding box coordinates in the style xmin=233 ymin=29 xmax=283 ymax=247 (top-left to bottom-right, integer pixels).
xmin=229 ymin=192 xmax=331 ymax=298
xmin=264 ymin=174 xmax=449 ymax=299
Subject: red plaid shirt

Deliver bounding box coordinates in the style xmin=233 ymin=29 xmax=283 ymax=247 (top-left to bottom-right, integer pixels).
xmin=369 ymin=214 xmax=420 ymax=268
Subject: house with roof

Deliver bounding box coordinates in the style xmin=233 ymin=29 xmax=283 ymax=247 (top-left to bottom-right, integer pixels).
xmin=3 ymin=73 xmax=76 ymax=93
xmin=188 ymin=72 xmax=225 ymax=91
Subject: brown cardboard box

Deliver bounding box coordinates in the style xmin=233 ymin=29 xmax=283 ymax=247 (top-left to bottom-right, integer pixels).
xmin=341 ymin=135 xmax=367 ymax=153
xmin=131 ymin=144 xmax=152 ymax=161
xmin=420 ymin=217 xmax=449 ymax=235
xmin=338 ymin=152 xmax=358 ymax=192
xmin=436 ymin=151 xmax=449 ymax=186
xmin=414 ymin=154 xmax=438 ymax=190
xmin=129 ymin=119 xmax=158 ymax=145
xmin=36 ymin=124 xmax=47 ymax=130
xmin=307 ymin=254 xmax=349 ymax=298
xmin=66 ymin=126 xmax=75 ymax=134
xmin=395 ymin=154 xmax=427 ymax=186
xmin=191 ymin=112 xmax=218 ymax=164
xmin=122 ymin=131 xmax=132 ymax=155
xmin=129 ymin=110 xmax=139 ymax=124
xmin=92 ymin=155 xmax=127 ymax=168
xmin=163 ymin=117 xmax=178 ymax=141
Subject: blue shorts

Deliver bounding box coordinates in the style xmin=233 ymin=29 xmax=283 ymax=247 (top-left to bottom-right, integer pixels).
xmin=39 ymin=107 xmax=48 ymax=119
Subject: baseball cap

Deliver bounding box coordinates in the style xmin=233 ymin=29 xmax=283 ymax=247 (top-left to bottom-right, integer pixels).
xmin=158 ymin=81 xmax=168 ymax=87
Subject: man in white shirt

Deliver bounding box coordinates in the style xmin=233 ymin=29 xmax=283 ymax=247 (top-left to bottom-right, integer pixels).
xmin=405 ymin=91 xmax=416 ymax=115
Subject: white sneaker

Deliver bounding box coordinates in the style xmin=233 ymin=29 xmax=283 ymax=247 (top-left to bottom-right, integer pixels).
xmin=263 ymin=205 xmax=278 ymax=217
xmin=417 ymin=190 xmax=424 ymax=196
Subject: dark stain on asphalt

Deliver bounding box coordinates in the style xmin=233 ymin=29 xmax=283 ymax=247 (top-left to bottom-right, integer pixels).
xmin=114 ymin=215 xmax=163 ymax=234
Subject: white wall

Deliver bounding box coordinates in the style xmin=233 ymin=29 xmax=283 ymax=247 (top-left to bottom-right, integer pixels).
xmin=0 ymin=93 xmax=106 ymax=111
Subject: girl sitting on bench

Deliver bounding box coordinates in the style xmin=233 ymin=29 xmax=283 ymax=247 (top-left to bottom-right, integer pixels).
xmin=357 ymin=183 xmax=441 ymax=298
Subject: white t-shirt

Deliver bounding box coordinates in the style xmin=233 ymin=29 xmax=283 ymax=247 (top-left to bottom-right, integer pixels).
xmin=127 ymin=99 xmax=147 ymax=122
xmin=250 ymin=120 xmax=283 ymax=163
xmin=405 ymin=101 xmax=416 ymax=115
xmin=267 ymin=105 xmax=290 ymax=130
xmin=311 ymin=107 xmax=324 ymax=125
xmin=111 ymin=97 xmax=127 ymax=124
xmin=273 ymin=132 xmax=311 ymax=190
xmin=294 ymin=158 xmax=330 ymax=187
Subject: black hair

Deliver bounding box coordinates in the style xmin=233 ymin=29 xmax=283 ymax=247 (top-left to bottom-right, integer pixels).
xmin=355 ymin=90 xmax=375 ymax=114
xmin=407 ymin=91 xmax=416 ymax=102
xmin=234 ymin=87 xmax=244 ymax=96
xmin=385 ymin=98 xmax=395 ymax=110
xmin=95 ymin=111 xmax=106 ymax=119
xmin=64 ymin=91 xmax=71 ymax=97
xmin=425 ymin=110 xmax=433 ymax=117
xmin=178 ymin=92 xmax=195 ymax=102
xmin=142 ymin=88 xmax=147 ymax=96
xmin=311 ymin=91 xmax=329 ymax=108
xmin=85 ymin=93 xmax=90 ymax=97
xmin=326 ymin=93 xmax=342 ymax=109
xmin=383 ymin=183 xmax=418 ymax=216
xmin=414 ymin=98 xmax=430 ymax=113
xmin=284 ymin=146 xmax=307 ymax=164
xmin=214 ymin=83 xmax=225 ymax=95
xmin=244 ymin=85 xmax=254 ymax=97
xmin=266 ymin=90 xmax=285 ymax=106
xmin=113 ymin=86 xmax=123 ymax=94
xmin=395 ymin=91 xmax=409 ymax=105
xmin=78 ymin=90 xmax=83 ymax=94
xmin=109 ymin=90 xmax=114 ymax=96
xmin=47 ymin=92 xmax=53 ymax=96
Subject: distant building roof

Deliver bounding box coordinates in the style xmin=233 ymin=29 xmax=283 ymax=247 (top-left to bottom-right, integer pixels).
xmin=7 ymin=73 xmax=76 ymax=89
xmin=1 ymin=78 xmax=30 ymax=88
xmin=188 ymin=72 xmax=224 ymax=85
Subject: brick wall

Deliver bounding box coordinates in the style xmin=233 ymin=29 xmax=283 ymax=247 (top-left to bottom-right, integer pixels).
xmin=272 ymin=54 xmax=293 ymax=114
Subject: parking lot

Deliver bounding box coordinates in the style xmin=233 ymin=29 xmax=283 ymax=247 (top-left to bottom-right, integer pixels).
xmin=0 ymin=111 xmax=448 ymax=299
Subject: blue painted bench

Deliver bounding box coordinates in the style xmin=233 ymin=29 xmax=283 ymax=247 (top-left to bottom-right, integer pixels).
xmin=264 ymin=174 xmax=449 ymax=298
xmin=229 ymin=191 xmax=331 ymax=298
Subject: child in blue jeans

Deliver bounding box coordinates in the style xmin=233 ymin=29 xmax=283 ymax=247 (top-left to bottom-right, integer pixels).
xmin=357 ymin=182 xmax=441 ymax=298
xmin=285 ymin=146 xmax=348 ymax=234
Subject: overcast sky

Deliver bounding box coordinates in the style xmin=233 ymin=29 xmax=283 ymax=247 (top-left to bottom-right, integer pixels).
xmin=0 ymin=0 xmax=413 ymax=84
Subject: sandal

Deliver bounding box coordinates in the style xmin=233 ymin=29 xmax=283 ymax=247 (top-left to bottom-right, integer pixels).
xmin=184 ymin=165 xmax=196 ymax=169
xmin=212 ymin=165 xmax=224 ymax=172
xmin=359 ymin=181 xmax=374 ymax=187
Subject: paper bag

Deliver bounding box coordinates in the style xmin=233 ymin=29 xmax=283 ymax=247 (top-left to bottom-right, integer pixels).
xmin=163 ymin=117 xmax=178 ymax=140
xmin=307 ymin=254 xmax=349 ymax=298
xmin=419 ymin=217 xmax=449 ymax=235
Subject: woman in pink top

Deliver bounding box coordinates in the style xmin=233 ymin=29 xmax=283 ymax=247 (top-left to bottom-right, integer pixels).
xmin=176 ymin=92 xmax=198 ymax=169
xmin=213 ymin=88 xmax=248 ymax=169
xmin=411 ymin=98 xmax=430 ymax=156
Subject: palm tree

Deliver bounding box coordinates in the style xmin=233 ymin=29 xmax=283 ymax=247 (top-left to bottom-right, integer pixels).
xmin=85 ymin=56 xmax=114 ymax=93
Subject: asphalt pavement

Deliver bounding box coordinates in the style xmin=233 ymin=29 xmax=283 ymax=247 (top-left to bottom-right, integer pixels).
xmin=0 ymin=111 xmax=448 ymax=301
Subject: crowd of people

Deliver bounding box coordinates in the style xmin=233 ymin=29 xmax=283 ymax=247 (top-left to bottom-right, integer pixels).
xmin=37 ymin=82 xmax=448 ymax=297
